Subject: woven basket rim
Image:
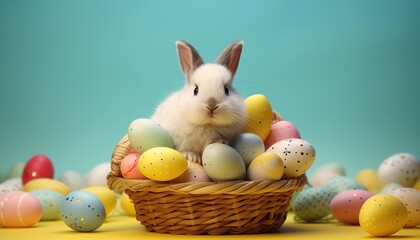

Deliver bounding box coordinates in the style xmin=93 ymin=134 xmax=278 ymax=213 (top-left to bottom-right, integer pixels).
xmin=107 ymin=133 xmax=307 ymax=195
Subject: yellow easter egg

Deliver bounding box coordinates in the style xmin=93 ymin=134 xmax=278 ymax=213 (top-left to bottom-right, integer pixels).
xmin=23 ymin=178 xmax=71 ymax=195
xmin=243 ymin=94 xmax=273 ymax=141
xmin=138 ymin=147 xmax=188 ymax=181
xmin=120 ymin=192 xmax=136 ymax=216
xmin=359 ymin=194 xmax=408 ymax=237
xmin=356 ymin=168 xmax=382 ymax=193
xmin=247 ymin=152 xmax=284 ymax=181
xmin=82 ymin=186 xmax=117 ymax=217
xmin=413 ymin=178 xmax=420 ymax=190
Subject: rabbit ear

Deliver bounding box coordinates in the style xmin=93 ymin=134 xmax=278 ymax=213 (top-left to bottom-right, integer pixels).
xmin=215 ymin=40 xmax=244 ymax=76
xmin=176 ymin=40 xmax=204 ymax=81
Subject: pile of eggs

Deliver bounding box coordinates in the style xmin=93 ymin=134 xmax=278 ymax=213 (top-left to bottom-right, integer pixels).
xmin=0 ymin=155 xmax=136 ymax=231
xmin=292 ymin=153 xmax=420 ymax=237
xmin=123 ymin=94 xmax=316 ymax=183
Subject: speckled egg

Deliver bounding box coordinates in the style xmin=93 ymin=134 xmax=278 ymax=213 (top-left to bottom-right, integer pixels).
xmin=138 ymin=147 xmax=188 ymax=181
xmin=266 ymin=138 xmax=315 ymax=179
xmin=323 ymin=176 xmax=365 ymax=197
xmin=170 ymin=162 xmax=212 ymax=183
xmin=247 ymin=152 xmax=284 ymax=181
xmin=30 ymin=189 xmax=64 ymax=221
xmin=24 ymin=178 xmax=71 ymax=195
xmin=120 ymin=153 xmax=147 ymax=179
xmin=330 ymin=189 xmax=374 ymax=225
xmin=292 ymin=186 xmax=333 ymax=222
xmin=359 ymin=194 xmax=408 ymax=237
xmin=59 ymin=170 xmax=86 ymax=190
xmin=389 ymin=188 xmax=420 ymax=227
xmin=242 ymin=94 xmax=273 ymax=141
xmin=128 ymin=118 xmax=174 ymax=154
xmin=61 ymin=190 xmax=106 ymax=232
xmin=231 ymin=133 xmax=265 ymax=167
xmin=202 ymin=143 xmax=246 ymax=181
xmin=355 ymin=168 xmax=381 ymax=193
xmin=377 ymin=153 xmax=419 ymax=187
xmin=0 ymin=191 xmax=43 ymax=227
xmin=264 ymin=120 xmax=301 ymax=149
xmin=0 ymin=177 xmax=22 ymax=193
xmin=22 ymin=155 xmax=54 ymax=185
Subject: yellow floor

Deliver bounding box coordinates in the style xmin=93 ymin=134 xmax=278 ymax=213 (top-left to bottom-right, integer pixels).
xmin=1 ymin=213 xmax=418 ymax=240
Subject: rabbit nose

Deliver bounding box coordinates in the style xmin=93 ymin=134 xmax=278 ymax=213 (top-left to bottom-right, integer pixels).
xmin=207 ymin=98 xmax=218 ymax=110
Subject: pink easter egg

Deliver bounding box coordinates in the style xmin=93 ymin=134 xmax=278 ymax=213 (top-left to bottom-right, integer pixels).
xmin=120 ymin=153 xmax=147 ymax=179
xmin=0 ymin=191 xmax=43 ymax=227
xmin=170 ymin=162 xmax=212 ymax=183
xmin=264 ymin=121 xmax=300 ymax=149
xmin=330 ymin=189 xmax=374 ymax=225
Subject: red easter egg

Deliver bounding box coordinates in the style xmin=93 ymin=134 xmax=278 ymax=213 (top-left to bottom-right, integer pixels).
xmin=22 ymin=155 xmax=54 ymax=185
xmin=264 ymin=120 xmax=301 ymax=149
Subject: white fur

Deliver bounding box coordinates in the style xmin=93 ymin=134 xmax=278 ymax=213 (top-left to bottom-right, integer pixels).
xmin=151 ymin=42 xmax=246 ymax=163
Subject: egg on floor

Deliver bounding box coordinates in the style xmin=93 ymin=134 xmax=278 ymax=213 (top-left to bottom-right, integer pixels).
xmin=359 ymin=194 xmax=408 ymax=237
xmin=30 ymin=189 xmax=64 ymax=221
xmin=119 ymin=192 xmax=136 ymax=217
xmin=59 ymin=170 xmax=86 ymax=190
xmin=82 ymin=186 xmax=117 ymax=217
xmin=389 ymin=188 xmax=420 ymax=227
xmin=0 ymin=177 xmax=22 ymax=193
xmin=22 ymin=155 xmax=54 ymax=185
xmin=330 ymin=189 xmax=374 ymax=225
xmin=61 ymin=190 xmax=106 ymax=232
xmin=292 ymin=186 xmax=333 ymax=222
xmin=377 ymin=153 xmax=419 ymax=187
xmin=355 ymin=168 xmax=381 ymax=193
xmin=86 ymin=162 xmax=111 ymax=187
xmin=0 ymin=191 xmax=43 ymax=227
xmin=24 ymin=178 xmax=71 ymax=195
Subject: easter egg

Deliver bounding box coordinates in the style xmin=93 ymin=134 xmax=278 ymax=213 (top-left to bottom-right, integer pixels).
xmin=82 ymin=186 xmax=117 ymax=217
xmin=355 ymin=168 xmax=381 ymax=193
xmin=22 ymin=155 xmax=54 ymax=185
xmin=59 ymin=170 xmax=86 ymax=190
xmin=266 ymin=138 xmax=315 ymax=179
xmin=170 ymin=162 xmax=212 ymax=183
xmin=86 ymin=162 xmax=110 ymax=187
xmin=292 ymin=186 xmax=333 ymax=222
xmin=377 ymin=153 xmax=419 ymax=187
xmin=138 ymin=147 xmax=188 ymax=181
xmin=359 ymin=194 xmax=408 ymax=237
xmin=231 ymin=133 xmax=265 ymax=167
xmin=24 ymin=178 xmax=71 ymax=195
xmin=61 ymin=190 xmax=106 ymax=232
xmin=389 ymin=188 xmax=420 ymax=227
xmin=202 ymin=143 xmax=246 ymax=181
xmin=247 ymin=152 xmax=284 ymax=181
xmin=0 ymin=191 xmax=42 ymax=227
xmin=380 ymin=182 xmax=403 ymax=193
xmin=120 ymin=153 xmax=147 ymax=179
xmin=128 ymin=118 xmax=174 ymax=154
xmin=264 ymin=120 xmax=301 ymax=149
xmin=120 ymin=192 xmax=136 ymax=216
xmin=30 ymin=190 xmax=64 ymax=221
xmin=242 ymin=94 xmax=273 ymax=141
xmin=330 ymin=189 xmax=374 ymax=225
xmin=314 ymin=162 xmax=346 ymax=176
xmin=0 ymin=177 xmax=22 ymax=193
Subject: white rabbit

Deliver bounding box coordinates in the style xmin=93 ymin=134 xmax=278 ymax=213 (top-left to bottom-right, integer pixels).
xmin=151 ymin=40 xmax=246 ymax=163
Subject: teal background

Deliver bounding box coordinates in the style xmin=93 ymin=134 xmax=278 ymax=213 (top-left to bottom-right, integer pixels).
xmin=1 ymin=0 xmax=419 ymax=180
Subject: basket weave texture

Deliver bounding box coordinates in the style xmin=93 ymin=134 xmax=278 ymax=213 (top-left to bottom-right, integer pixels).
xmin=107 ymin=134 xmax=307 ymax=235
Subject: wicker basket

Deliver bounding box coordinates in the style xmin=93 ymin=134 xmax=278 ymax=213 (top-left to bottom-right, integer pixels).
xmin=107 ymin=134 xmax=307 ymax=235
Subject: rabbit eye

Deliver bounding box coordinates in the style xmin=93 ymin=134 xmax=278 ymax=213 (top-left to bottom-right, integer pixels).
xmin=224 ymin=86 xmax=230 ymax=96
xmin=194 ymin=86 xmax=199 ymax=96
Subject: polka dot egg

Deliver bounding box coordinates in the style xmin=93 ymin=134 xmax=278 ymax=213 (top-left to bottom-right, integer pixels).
xmin=377 ymin=153 xmax=419 ymax=187
xmin=292 ymin=186 xmax=333 ymax=222
xmin=231 ymin=133 xmax=265 ymax=167
xmin=389 ymin=188 xmax=420 ymax=227
xmin=359 ymin=194 xmax=408 ymax=237
xmin=60 ymin=190 xmax=106 ymax=232
xmin=138 ymin=147 xmax=188 ymax=181
xmin=266 ymin=138 xmax=315 ymax=179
